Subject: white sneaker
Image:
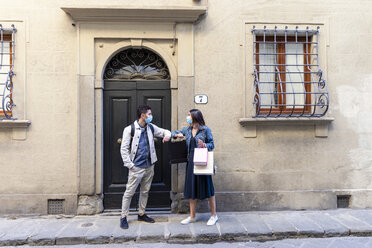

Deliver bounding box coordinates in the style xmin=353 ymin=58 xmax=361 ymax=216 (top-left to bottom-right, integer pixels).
xmin=180 ymin=216 xmax=196 ymax=225
xmin=207 ymin=215 xmax=218 ymax=226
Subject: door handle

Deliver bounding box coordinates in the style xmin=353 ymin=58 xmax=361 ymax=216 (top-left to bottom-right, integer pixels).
xmin=117 ymin=138 xmax=122 ymax=144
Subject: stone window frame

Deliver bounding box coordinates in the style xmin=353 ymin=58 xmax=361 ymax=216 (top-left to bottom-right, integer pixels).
xmin=240 ymin=22 xmax=334 ymax=138
xmin=0 ymin=21 xmax=31 ymax=139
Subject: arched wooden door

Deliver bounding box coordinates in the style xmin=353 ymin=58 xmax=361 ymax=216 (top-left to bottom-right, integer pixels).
xmin=103 ymin=48 xmax=171 ymax=210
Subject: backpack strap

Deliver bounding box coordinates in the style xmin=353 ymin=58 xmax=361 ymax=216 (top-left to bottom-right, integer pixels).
xmin=131 ymin=123 xmax=135 ymax=137
xmin=130 ymin=123 xmax=135 ymax=150
xmin=148 ymin=123 xmax=154 ymax=136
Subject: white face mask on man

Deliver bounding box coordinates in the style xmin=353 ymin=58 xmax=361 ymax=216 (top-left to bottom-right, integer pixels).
xmin=145 ymin=115 xmax=153 ymax=124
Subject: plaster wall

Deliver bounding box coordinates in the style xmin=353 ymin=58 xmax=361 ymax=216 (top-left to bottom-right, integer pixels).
xmin=193 ymin=0 xmax=372 ymax=209
xmin=0 ymin=1 xmax=78 ymax=214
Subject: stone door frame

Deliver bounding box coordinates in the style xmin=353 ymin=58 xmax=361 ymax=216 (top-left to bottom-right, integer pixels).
xmin=76 ymin=21 xmax=196 ymax=213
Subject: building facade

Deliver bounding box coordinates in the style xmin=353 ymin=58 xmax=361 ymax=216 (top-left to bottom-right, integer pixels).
xmin=0 ymin=0 xmax=371 ymax=215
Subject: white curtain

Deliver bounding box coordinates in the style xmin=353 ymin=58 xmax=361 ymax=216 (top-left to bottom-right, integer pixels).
xmin=285 ymin=43 xmax=305 ymax=108
xmin=258 ymin=43 xmax=276 ymax=107
xmin=0 ymin=42 xmax=11 ymax=109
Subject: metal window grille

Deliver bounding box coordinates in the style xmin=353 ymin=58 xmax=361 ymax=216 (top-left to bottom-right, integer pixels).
xmin=48 ymin=199 xmax=65 ymax=214
xmin=337 ymin=195 xmax=350 ymax=208
xmin=0 ymin=24 xmax=16 ymax=120
xmin=104 ymin=48 xmax=170 ymax=80
xmin=252 ymin=26 xmax=329 ymax=118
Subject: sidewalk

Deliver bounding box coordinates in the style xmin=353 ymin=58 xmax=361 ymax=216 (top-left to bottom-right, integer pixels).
xmin=2 ymin=209 xmax=372 ymax=246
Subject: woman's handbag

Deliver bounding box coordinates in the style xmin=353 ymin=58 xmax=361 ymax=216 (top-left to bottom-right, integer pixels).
xmin=194 ymin=151 xmax=214 ymax=175
xmin=193 ymin=148 xmax=208 ymax=166
xmin=168 ymin=138 xmax=188 ymax=163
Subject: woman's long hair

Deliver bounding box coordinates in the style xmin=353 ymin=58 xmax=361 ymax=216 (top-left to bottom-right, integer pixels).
xmin=190 ymin=109 xmax=205 ymax=126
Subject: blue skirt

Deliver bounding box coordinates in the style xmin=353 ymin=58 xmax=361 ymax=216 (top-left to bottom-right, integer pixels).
xmin=184 ymin=137 xmax=215 ymax=200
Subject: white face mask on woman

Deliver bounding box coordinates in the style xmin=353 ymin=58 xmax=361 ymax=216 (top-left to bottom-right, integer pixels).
xmin=186 ymin=116 xmax=192 ymax=125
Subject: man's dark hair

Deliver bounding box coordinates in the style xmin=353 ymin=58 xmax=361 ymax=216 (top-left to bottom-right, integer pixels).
xmin=137 ymin=105 xmax=151 ymax=119
xmin=190 ymin=109 xmax=206 ymax=126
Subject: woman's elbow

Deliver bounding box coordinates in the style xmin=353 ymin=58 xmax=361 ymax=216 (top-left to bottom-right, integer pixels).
xmin=208 ymin=144 xmax=214 ymax=151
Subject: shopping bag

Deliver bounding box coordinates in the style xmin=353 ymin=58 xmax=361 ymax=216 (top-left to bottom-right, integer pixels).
xmin=194 ymin=152 xmax=214 ymax=175
xmin=193 ymin=148 xmax=208 ymax=166
xmin=168 ymin=138 xmax=188 ymax=163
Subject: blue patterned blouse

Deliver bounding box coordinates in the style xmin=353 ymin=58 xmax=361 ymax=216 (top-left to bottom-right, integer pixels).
xmin=171 ymin=125 xmax=214 ymax=153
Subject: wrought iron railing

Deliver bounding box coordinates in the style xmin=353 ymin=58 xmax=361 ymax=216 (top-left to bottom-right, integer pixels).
xmin=252 ymin=26 xmax=329 ymax=118
xmin=0 ymin=24 xmax=16 ymax=120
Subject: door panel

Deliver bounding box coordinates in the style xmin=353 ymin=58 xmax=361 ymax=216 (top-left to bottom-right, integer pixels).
xmin=137 ymin=89 xmax=171 ymax=209
xmin=103 ymin=81 xmax=171 ymax=210
xmin=103 ymin=90 xmax=137 ymax=209
xmin=111 ymin=98 xmax=131 ymax=185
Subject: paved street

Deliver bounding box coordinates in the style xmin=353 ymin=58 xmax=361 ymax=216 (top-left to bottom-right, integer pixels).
xmin=7 ymin=237 xmax=372 ymax=248
xmin=2 ymin=209 xmax=372 ymax=246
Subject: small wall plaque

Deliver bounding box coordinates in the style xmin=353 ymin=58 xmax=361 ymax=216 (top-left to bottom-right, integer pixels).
xmin=194 ymin=94 xmax=208 ymax=104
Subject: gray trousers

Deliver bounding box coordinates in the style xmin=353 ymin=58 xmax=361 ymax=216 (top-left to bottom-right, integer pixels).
xmin=121 ymin=165 xmax=154 ymax=217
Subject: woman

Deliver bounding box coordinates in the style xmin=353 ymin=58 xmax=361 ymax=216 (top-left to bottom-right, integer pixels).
xmin=172 ymin=109 xmax=217 ymax=226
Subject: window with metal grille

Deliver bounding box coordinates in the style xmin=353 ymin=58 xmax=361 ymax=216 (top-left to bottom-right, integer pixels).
xmin=0 ymin=24 xmax=16 ymax=120
xmin=252 ymin=26 xmax=329 ymax=117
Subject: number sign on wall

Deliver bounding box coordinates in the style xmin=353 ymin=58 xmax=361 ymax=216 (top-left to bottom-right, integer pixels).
xmin=194 ymin=94 xmax=208 ymax=104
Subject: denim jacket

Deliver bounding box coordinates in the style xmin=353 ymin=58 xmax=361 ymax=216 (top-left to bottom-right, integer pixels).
xmin=171 ymin=125 xmax=214 ymax=153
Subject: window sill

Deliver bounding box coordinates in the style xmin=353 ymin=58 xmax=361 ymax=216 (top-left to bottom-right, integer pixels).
xmin=239 ymin=117 xmax=334 ymax=138
xmin=0 ymin=120 xmax=31 ymax=140
xmin=0 ymin=119 xmax=31 ymax=128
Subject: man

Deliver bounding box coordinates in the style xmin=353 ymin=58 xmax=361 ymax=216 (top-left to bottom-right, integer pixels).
xmin=119 ymin=105 xmax=171 ymax=229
